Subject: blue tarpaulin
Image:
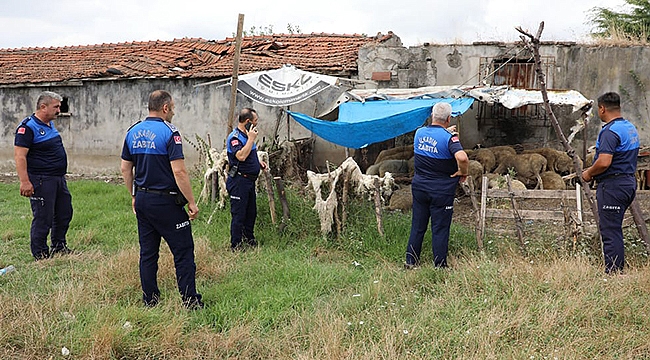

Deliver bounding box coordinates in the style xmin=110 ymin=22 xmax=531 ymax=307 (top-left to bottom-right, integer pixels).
xmin=287 ymin=97 xmax=474 ymax=149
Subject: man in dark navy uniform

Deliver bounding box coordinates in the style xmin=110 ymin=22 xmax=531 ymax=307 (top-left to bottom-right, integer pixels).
xmin=582 ymin=92 xmax=639 ymax=274
xmin=120 ymin=90 xmax=203 ymax=309
xmin=14 ymin=91 xmax=74 ymax=260
xmin=405 ymin=102 xmax=469 ymax=269
xmin=226 ymin=108 xmax=267 ymax=251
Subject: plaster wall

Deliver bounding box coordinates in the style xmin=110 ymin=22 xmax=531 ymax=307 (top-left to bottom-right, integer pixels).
xmin=0 ymin=78 xmax=346 ymax=174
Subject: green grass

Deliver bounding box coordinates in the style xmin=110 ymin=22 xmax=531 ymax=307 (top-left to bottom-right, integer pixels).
xmin=1 ymin=179 xmax=650 ymax=359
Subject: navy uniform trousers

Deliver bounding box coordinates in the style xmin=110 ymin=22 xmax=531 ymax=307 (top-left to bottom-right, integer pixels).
xmin=29 ymin=174 xmax=73 ymax=258
xmin=226 ymin=175 xmax=257 ymax=248
xmin=596 ymin=175 xmax=636 ymax=273
xmin=406 ymin=188 xmax=454 ymax=267
xmin=134 ymin=191 xmax=200 ymax=305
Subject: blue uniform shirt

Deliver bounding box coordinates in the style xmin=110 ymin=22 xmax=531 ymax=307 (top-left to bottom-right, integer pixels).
xmin=593 ymin=118 xmax=639 ymax=181
xmin=14 ymin=114 xmax=68 ymax=176
xmin=412 ymin=125 xmax=463 ymax=193
xmin=226 ymin=128 xmax=261 ymax=175
xmin=121 ymin=117 xmax=184 ymax=190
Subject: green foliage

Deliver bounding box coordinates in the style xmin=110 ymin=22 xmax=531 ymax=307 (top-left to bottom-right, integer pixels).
xmin=1 ymin=179 xmax=649 ymax=358
xmin=233 ymin=23 xmax=303 ymax=37
xmin=589 ymin=0 xmax=650 ymax=40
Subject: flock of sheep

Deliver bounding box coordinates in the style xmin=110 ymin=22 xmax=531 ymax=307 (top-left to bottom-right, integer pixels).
xmin=365 ymin=144 xmax=590 ymax=211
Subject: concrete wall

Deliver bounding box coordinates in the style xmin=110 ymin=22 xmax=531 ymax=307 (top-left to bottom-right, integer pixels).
xmin=0 ymin=78 xmax=349 ymax=174
xmin=357 ymin=42 xmax=650 ymax=154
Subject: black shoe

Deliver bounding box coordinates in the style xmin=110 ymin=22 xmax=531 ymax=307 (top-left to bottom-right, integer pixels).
xmin=50 ymin=246 xmax=74 ymax=256
xmin=183 ymin=297 xmax=204 ymax=310
xmin=231 ymin=243 xmax=246 ymax=252
xmin=34 ymin=251 xmax=51 ymax=261
xmin=404 ymin=263 xmax=419 ymax=270
xmin=245 ymin=238 xmax=258 ymax=247
xmin=144 ymin=294 xmax=160 ymax=308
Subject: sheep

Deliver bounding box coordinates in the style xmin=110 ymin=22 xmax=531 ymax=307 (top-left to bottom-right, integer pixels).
xmin=488 ymin=145 xmax=517 ymax=169
xmin=468 ymin=148 xmax=496 ymax=173
xmin=365 ymin=164 xmax=380 ymax=175
xmin=378 ymin=159 xmax=411 ymax=177
xmin=388 ymin=185 xmax=412 ymax=212
xmin=483 ymin=173 xmax=527 ymax=190
xmin=540 ymin=171 xmax=566 ymax=190
xmin=494 ymin=153 xmax=547 ymax=190
xmin=524 ymin=147 xmax=580 ymax=175
xmin=374 ymin=145 xmax=413 ymax=165
xmin=468 ymin=160 xmax=484 ymax=188
xmin=585 ymin=152 xmax=595 ymax=167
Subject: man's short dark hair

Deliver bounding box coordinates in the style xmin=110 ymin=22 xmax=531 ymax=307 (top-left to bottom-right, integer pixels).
xmin=239 ymin=107 xmax=257 ymax=123
xmin=148 ymin=90 xmax=173 ymax=112
xmin=597 ymin=92 xmax=621 ymax=111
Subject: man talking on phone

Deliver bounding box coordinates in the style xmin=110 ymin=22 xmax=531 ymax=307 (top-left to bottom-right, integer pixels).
xmin=226 ymin=108 xmax=267 ymax=251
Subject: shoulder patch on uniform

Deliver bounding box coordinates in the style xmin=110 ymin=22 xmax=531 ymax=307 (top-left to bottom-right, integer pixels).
xmin=230 ymin=138 xmax=240 ymax=147
xmin=174 ymin=135 xmax=182 ymax=144
xmin=126 ymin=121 xmax=141 ymax=131
xmin=164 ymin=121 xmax=178 ymax=132
xmin=451 ymin=136 xmax=459 ymax=142
xmin=17 ymin=127 xmax=25 ymax=134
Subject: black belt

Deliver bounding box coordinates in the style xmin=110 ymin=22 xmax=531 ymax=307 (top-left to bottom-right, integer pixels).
xmin=597 ymin=173 xmax=634 ymax=181
xmin=237 ymin=172 xmax=258 ymax=181
xmin=137 ymin=187 xmax=178 ymax=195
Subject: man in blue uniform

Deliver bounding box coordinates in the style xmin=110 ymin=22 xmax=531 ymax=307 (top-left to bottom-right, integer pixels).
xmin=582 ymin=92 xmax=639 ymax=274
xmin=120 ymin=90 xmax=203 ymax=309
xmin=226 ymin=108 xmax=267 ymax=251
xmin=405 ymin=102 xmax=469 ymax=269
xmin=14 ymin=91 xmax=74 ymax=260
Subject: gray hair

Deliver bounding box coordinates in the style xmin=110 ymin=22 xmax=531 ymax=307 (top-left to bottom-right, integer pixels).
xmin=431 ymin=102 xmax=452 ymax=123
xmin=36 ymin=91 xmax=63 ymax=108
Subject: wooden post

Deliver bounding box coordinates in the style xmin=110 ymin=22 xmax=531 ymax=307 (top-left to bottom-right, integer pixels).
xmin=342 ymin=172 xmax=349 ymax=232
xmin=211 ymin=173 xmax=217 ymax=203
xmin=480 ymin=175 xmax=488 ymax=243
xmin=373 ymin=177 xmax=384 ymax=237
xmin=505 ymin=175 xmax=526 ymax=254
xmin=462 ymin=177 xmax=483 ymax=251
xmin=227 ymin=14 xmax=245 ymax=134
xmin=274 ymin=177 xmax=291 ymax=233
xmin=263 ymin=169 xmax=276 ymax=225
xmin=629 ymin=198 xmax=650 ymax=252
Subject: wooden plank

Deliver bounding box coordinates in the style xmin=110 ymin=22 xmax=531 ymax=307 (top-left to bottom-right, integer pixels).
xmin=485 ymin=209 xmax=567 ymax=221
xmin=487 ymin=189 xmax=577 ymax=199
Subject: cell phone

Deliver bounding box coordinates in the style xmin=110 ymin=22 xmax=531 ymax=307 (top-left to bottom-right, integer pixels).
xmin=245 ymin=122 xmax=252 ymax=131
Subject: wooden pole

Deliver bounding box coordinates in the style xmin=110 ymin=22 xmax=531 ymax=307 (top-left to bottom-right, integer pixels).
xmin=342 ymin=172 xmax=349 ymax=232
xmin=506 ymin=174 xmax=527 ymax=255
xmin=480 ymin=175 xmax=488 ymax=243
xmin=227 ymin=14 xmax=245 ymax=134
xmin=274 ymin=177 xmax=291 ymax=233
xmin=263 ymin=169 xmax=276 ymax=225
xmin=629 ymin=198 xmax=650 ymax=252
xmin=374 ymin=177 xmax=384 ymax=237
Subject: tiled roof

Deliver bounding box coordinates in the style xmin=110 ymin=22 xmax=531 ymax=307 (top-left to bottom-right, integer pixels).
xmin=0 ymin=33 xmax=394 ymax=85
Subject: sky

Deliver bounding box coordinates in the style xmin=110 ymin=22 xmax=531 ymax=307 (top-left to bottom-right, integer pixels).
xmin=0 ymin=0 xmax=629 ymax=50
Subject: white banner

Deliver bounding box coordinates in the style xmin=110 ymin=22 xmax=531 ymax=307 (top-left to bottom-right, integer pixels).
xmin=237 ymin=64 xmax=337 ymax=107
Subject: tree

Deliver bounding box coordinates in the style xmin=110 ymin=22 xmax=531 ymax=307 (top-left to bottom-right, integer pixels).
xmin=589 ymin=0 xmax=650 ymax=40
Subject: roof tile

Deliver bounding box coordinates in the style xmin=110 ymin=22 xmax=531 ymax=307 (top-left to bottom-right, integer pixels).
xmin=0 ymin=33 xmax=390 ymax=85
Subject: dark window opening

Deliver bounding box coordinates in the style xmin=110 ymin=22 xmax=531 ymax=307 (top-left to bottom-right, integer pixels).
xmin=60 ymin=97 xmax=71 ymax=115
xmin=60 ymin=97 xmax=69 ymax=112
xmin=478 ymin=55 xmax=555 ymax=90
